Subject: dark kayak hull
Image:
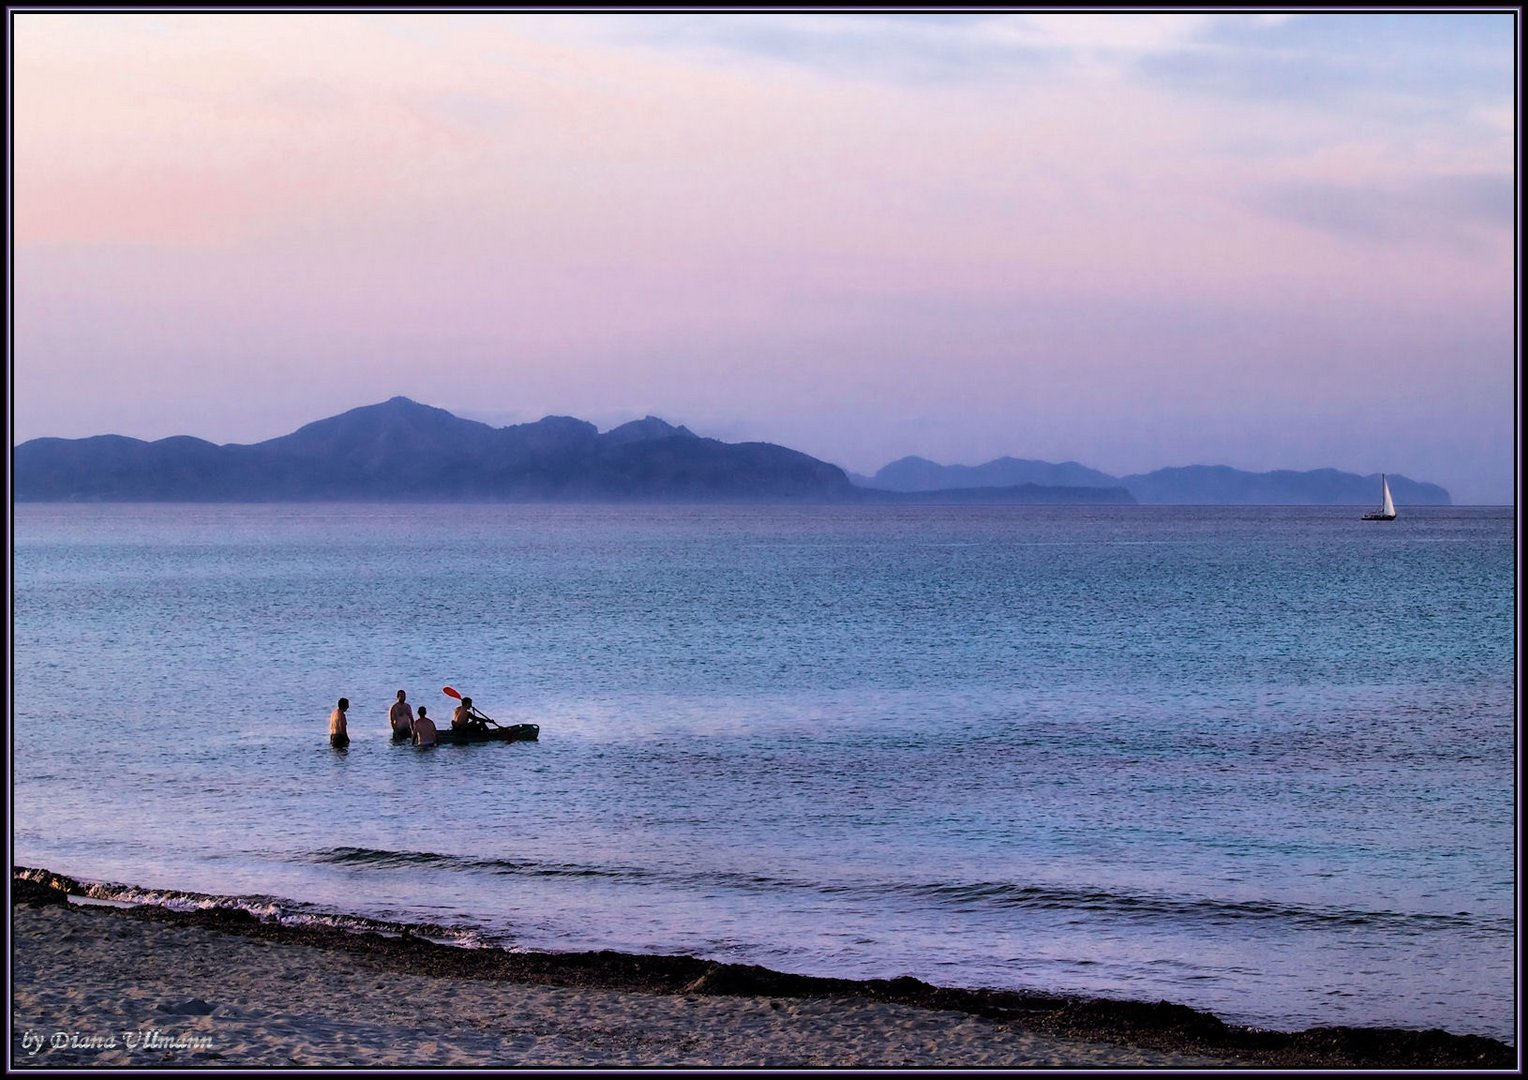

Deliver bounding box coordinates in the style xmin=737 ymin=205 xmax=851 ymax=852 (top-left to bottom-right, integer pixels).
xmin=406 ymin=724 xmax=540 ymax=746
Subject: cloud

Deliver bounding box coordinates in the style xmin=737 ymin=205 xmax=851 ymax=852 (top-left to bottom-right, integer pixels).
xmin=1137 ymin=12 xmax=1512 ymax=109
xmin=588 ymin=13 xmax=1438 ymax=91
xmin=1250 ymin=173 xmax=1514 ymax=249
xmin=595 ymin=13 xmax=1063 ymax=84
xmin=1006 ymin=13 xmax=1229 ymax=56
xmin=262 ymin=78 xmax=347 ymax=111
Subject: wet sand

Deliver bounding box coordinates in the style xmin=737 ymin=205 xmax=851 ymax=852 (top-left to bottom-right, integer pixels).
xmin=10 ymin=871 xmax=1515 ymax=1070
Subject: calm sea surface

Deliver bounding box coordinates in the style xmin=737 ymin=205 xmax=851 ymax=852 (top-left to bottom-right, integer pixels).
xmin=11 ymin=504 xmax=1517 ymax=1042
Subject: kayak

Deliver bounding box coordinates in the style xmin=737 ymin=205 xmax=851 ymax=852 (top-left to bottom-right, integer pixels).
xmin=409 ymin=723 xmax=540 ymax=746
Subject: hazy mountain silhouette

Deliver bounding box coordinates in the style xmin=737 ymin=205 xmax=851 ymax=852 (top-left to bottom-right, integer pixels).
xmin=1116 ymin=465 xmax=1449 ymax=506
xmin=860 ymin=455 xmax=1119 ymax=491
xmin=14 ymin=398 xmax=862 ymax=502
xmin=16 ymin=398 xmax=1122 ymax=504
xmin=16 ymin=398 xmax=1445 ymax=505
xmin=855 ymin=456 xmax=1451 ymax=506
xmin=856 ymin=483 xmax=1134 ymax=506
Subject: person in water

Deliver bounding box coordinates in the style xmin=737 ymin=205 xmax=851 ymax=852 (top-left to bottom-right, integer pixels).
xmin=452 ymin=696 xmax=489 ymax=733
xmin=329 ymin=697 xmax=350 ymax=749
xmin=412 ymin=705 xmax=437 ymax=747
xmin=388 ymin=689 xmax=413 ymax=740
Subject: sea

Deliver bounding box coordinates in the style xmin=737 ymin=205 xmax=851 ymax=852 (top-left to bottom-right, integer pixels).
xmin=10 ymin=503 xmax=1518 ymax=1044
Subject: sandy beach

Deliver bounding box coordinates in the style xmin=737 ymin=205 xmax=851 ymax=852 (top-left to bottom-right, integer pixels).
xmin=11 ymin=901 xmax=1226 ymax=1069
xmin=10 ymin=872 xmax=1514 ymax=1071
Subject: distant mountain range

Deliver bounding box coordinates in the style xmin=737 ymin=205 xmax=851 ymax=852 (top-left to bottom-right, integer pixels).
xmin=15 ymin=398 xmax=849 ymax=502
xmin=853 ymin=456 xmax=1451 ymax=506
xmin=13 ymin=398 xmax=1448 ymax=505
xmin=13 ymin=398 xmax=1129 ymax=504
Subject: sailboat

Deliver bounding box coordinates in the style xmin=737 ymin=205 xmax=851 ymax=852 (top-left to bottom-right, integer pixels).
xmin=1362 ymin=474 xmax=1397 ymax=521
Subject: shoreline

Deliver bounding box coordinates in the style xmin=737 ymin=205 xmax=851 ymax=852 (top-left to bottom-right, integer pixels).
xmin=11 ymin=867 xmax=1516 ymax=1069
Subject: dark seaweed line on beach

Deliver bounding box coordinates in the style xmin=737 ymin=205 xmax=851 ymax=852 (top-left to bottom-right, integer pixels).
xmin=12 ymin=867 xmax=1514 ymax=1069
xmin=308 ymin=844 xmax=1509 ymax=935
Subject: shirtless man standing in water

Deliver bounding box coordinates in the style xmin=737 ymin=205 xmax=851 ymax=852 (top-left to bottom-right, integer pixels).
xmin=329 ymin=698 xmax=350 ymax=749
xmin=388 ymin=690 xmax=413 ymax=739
xmin=412 ymin=705 xmax=437 ymax=747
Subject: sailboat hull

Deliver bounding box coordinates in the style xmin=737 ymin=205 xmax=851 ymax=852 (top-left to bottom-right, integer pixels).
xmin=1361 ymin=512 xmax=1396 ymax=521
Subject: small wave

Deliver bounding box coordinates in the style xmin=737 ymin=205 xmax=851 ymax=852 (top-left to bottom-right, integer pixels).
xmin=80 ymin=883 xmax=285 ymax=921
xmin=274 ymin=910 xmax=488 ymax=948
xmin=309 ymin=846 xmax=474 ymax=870
xmin=306 ymin=846 xmax=656 ymax=882
xmin=295 ymin=851 xmax=1507 ymax=936
xmin=309 ymin=847 xmax=814 ymax=896
xmin=16 ymin=867 xmax=486 ymax=947
xmin=900 ymin=879 xmax=1508 ymax=933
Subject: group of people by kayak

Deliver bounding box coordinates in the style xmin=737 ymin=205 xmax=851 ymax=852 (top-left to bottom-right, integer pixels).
xmin=328 ymin=689 xmax=492 ymax=749
xmin=388 ymin=688 xmax=490 ymax=746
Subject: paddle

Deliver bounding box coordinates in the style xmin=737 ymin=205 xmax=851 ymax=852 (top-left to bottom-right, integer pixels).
xmin=441 ymin=686 xmax=500 ymax=728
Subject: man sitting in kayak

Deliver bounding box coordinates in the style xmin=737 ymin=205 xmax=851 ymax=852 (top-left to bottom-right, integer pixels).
xmin=452 ymin=697 xmax=490 ymax=733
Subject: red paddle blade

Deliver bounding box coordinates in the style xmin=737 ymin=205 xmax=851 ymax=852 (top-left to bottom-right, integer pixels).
xmin=442 ymin=686 xmax=462 ymax=700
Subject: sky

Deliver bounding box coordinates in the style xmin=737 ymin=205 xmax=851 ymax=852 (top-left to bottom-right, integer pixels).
xmin=9 ymin=11 xmax=1519 ymax=503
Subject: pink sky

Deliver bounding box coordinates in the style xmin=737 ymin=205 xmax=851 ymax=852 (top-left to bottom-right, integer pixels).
xmin=10 ymin=13 xmax=1517 ymax=502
